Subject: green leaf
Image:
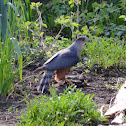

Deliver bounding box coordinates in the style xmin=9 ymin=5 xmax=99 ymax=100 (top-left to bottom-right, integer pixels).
xmin=71 ymin=22 xmax=79 ymax=27
xmin=99 ymin=8 xmax=109 ymax=16
xmin=39 ymin=32 xmax=44 ymax=36
xmin=62 ymin=38 xmax=69 ymax=41
xmin=7 ymin=2 xmax=19 ymax=15
xmin=101 ymin=1 xmax=107 ymax=8
xmin=70 ymin=3 xmax=74 ymax=8
xmin=68 ymin=0 xmax=73 ymax=5
xmin=10 ymin=38 xmax=22 ymax=80
xmin=115 ymin=31 xmax=124 ymax=36
xmin=42 ymin=23 xmax=47 ymax=28
xmin=35 ymin=78 xmax=38 ymax=82
xmin=105 ymin=32 xmax=110 ymax=36
xmin=0 ymin=0 xmax=7 ymax=41
xmin=94 ymin=7 xmax=99 ymax=12
xmin=79 ymin=1 xmax=81 ymax=5
xmin=11 ymin=38 xmax=22 ymax=55
xmin=92 ymin=2 xmax=99 ymax=8
xmin=25 ymin=21 xmax=31 ymax=26
xmin=119 ymin=15 xmax=126 ymax=18
xmin=8 ymin=107 xmax=13 ymax=112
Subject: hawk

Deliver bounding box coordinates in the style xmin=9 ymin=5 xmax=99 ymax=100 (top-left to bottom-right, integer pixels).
xmin=36 ymin=36 xmax=90 ymax=93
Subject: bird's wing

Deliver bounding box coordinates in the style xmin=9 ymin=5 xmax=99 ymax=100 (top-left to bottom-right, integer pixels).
xmin=44 ymin=51 xmax=60 ymax=65
xmin=44 ymin=49 xmax=79 ymax=71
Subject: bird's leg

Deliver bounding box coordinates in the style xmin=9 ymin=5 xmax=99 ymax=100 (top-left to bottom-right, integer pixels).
xmin=65 ymin=78 xmax=74 ymax=85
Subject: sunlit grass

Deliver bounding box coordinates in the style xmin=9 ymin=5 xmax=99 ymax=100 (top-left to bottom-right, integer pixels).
xmin=17 ymin=86 xmax=106 ymax=126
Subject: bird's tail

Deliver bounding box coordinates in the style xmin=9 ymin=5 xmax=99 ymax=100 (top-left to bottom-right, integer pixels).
xmin=34 ymin=66 xmax=46 ymax=73
xmin=37 ymin=70 xmax=54 ymax=93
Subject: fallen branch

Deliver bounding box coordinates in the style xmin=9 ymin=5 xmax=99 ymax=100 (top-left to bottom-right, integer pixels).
xmin=104 ymin=81 xmax=126 ymax=124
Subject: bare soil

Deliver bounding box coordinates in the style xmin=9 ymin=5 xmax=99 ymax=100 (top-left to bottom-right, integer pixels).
xmin=0 ymin=60 xmax=125 ymax=126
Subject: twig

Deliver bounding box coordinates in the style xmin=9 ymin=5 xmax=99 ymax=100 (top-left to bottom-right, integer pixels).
xmin=27 ymin=26 xmax=34 ymax=33
xmin=52 ymin=25 xmax=64 ymax=43
xmin=37 ymin=7 xmax=45 ymax=49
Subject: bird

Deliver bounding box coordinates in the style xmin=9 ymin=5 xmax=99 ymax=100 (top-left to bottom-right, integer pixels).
xmin=36 ymin=36 xmax=90 ymax=93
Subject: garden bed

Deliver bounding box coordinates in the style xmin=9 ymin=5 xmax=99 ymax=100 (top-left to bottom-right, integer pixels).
xmin=0 ymin=61 xmax=125 ymax=126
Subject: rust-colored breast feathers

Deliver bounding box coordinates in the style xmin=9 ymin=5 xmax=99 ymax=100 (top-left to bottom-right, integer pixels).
xmin=55 ymin=68 xmax=70 ymax=82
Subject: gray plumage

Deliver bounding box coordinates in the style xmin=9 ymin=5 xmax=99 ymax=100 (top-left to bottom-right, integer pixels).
xmin=37 ymin=36 xmax=90 ymax=93
xmin=43 ymin=48 xmax=80 ymax=71
xmin=38 ymin=70 xmax=54 ymax=93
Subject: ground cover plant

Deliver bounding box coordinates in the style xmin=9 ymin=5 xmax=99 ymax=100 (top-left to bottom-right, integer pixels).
xmin=84 ymin=36 xmax=126 ymax=69
xmin=17 ymin=86 xmax=106 ymax=126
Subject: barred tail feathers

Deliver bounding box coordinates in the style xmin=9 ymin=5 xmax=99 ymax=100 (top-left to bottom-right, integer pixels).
xmin=37 ymin=70 xmax=54 ymax=93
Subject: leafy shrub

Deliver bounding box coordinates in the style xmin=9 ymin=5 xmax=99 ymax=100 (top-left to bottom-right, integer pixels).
xmin=17 ymin=87 xmax=106 ymax=126
xmin=40 ymin=0 xmax=126 ymax=38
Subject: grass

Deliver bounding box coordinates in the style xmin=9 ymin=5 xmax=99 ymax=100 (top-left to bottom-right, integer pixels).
xmin=17 ymin=86 xmax=106 ymax=126
xmin=0 ymin=0 xmax=23 ymax=96
xmin=84 ymin=36 xmax=126 ymax=69
xmin=0 ymin=40 xmax=14 ymax=96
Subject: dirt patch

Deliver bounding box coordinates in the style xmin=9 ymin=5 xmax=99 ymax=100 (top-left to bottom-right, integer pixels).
xmin=0 ymin=62 xmax=125 ymax=126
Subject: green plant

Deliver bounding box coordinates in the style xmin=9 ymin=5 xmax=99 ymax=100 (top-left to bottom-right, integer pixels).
xmin=0 ymin=0 xmax=23 ymax=95
xmin=21 ymin=2 xmax=75 ymax=61
xmin=15 ymin=0 xmax=32 ymax=41
xmin=84 ymin=36 xmax=126 ymax=69
xmin=41 ymin=0 xmax=126 ymax=38
xmin=119 ymin=15 xmax=126 ymax=21
xmin=17 ymin=86 xmax=106 ymax=126
xmin=26 ymin=2 xmax=47 ymax=47
xmin=0 ymin=0 xmax=19 ymax=41
xmin=86 ymin=1 xmax=126 ymax=37
xmin=23 ymin=0 xmax=32 ymax=21
xmin=41 ymin=0 xmax=69 ymax=33
xmin=54 ymin=15 xmax=79 ymax=40
xmin=0 ymin=40 xmax=14 ymax=96
xmin=0 ymin=38 xmax=23 ymax=96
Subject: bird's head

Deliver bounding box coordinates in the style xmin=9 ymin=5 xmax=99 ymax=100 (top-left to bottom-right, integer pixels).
xmin=75 ymin=36 xmax=90 ymax=46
